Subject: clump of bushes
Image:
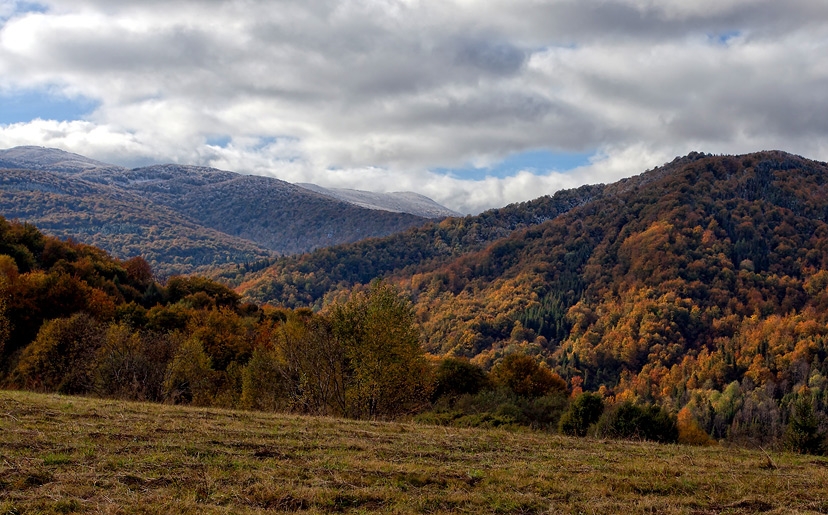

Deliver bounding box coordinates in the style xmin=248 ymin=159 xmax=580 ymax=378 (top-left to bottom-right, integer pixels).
xmin=594 ymin=402 xmax=678 ymax=443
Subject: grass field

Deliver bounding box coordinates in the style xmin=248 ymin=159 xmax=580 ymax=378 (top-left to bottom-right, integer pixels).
xmin=2 ymin=391 xmax=828 ymax=514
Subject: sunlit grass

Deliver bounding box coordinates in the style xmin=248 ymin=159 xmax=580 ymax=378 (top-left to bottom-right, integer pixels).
xmin=2 ymin=390 xmax=828 ymax=514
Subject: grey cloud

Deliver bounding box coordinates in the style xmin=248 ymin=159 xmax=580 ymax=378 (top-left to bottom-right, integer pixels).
xmin=452 ymin=39 xmax=526 ymax=76
xmin=2 ymin=0 xmax=828 ymax=212
xmin=48 ymin=27 xmax=218 ymax=71
xmin=490 ymin=0 xmax=828 ymax=44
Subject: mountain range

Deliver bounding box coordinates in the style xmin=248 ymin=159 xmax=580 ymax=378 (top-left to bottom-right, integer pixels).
xmin=4 ymin=147 xmax=828 ymax=446
xmin=0 ymin=146 xmax=456 ymax=276
xmin=228 ymin=150 xmax=828 ymax=436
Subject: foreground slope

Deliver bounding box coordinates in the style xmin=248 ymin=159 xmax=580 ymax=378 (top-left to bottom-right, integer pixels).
xmin=3 ymin=390 xmax=827 ymax=515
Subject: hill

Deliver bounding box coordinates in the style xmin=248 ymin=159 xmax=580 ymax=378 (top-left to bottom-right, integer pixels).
xmin=298 ymin=183 xmax=462 ymax=218
xmin=0 ymin=147 xmax=441 ymax=276
xmin=0 ymin=169 xmax=274 ymax=276
xmin=235 ymin=150 xmax=828 ymax=444
xmin=2 ymin=197 xmax=828 ymax=451
xmin=3 ymin=390 xmax=827 ymax=515
xmin=230 ymin=183 xmax=604 ymax=305
xmin=0 ymin=145 xmax=114 ymax=173
xmin=76 ymin=163 xmax=432 ymax=256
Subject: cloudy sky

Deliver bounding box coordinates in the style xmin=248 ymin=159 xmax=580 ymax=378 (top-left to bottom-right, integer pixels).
xmin=1 ymin=0 xmax=827 ymax=213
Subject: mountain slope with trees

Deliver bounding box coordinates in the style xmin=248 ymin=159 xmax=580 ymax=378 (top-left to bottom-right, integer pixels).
xmin=0 ymin=147 xmax=443 ymax=275
xmin=6 ymin=146 xmax=828 ymax=451
xmin=410 ymin=150 xmax=828 ymax=445
xmin=0 ymin=169 xmax=274 ymax=276
xmin=238 ymin=150 xmax=828 ymax=446
xmin=231 ymin=183 xmax=604 ymax=306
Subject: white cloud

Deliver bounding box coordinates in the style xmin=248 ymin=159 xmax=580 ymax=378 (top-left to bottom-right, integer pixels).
xmin=1 ymin=0 xmax=828 ymax=213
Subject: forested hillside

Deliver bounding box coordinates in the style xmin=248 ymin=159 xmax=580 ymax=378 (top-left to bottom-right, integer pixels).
xmin=0 ymin=218 xmax=431 ymax=420
xmin=0 ymin=169 xmax=274 ymax=276
xmin=231 ymin=183 xmax=604 ymax=306
xmin=0 ymin=147 xmax=436 ymax=276
xmin=0 ymin=217 xmax=704 ymax=447
xmin=77 ymin=164 xmax=433 ymax=255
xmin=238 ymin=151 xmax=828 ymax=446
xmin=6 ymin=150 xmax=828 ymax=450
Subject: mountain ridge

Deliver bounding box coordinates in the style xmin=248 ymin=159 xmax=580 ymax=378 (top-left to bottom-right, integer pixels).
xmin=0 ymin=146 xmax=456 ymax=275
xmin=298 ymin=183 xmax=462 ymax=218
xmin=0 ymin=146 xmax=457 ymax=218
xmin=230 ymin=149 xmax=828 ymax=443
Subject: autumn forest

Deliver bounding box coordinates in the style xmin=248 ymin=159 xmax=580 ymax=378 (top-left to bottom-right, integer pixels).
xmin=3 ymin=150 xmax=828 ymax=454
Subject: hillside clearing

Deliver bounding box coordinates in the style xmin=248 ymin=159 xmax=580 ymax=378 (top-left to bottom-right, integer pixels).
xmin=1 ymin=390 xmax=827 ymax=514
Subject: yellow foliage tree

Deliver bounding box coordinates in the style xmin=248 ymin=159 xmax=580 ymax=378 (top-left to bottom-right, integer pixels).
xmin=677 ymin=406 xmax=715 ymax=446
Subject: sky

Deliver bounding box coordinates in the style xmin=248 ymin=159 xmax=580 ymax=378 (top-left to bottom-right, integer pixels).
xmin=1 ymin=1 xmax=827 ymax=214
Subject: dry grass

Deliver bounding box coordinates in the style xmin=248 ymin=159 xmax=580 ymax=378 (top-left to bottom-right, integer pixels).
xmin=2 ymin=390 xmax=828 ymax=514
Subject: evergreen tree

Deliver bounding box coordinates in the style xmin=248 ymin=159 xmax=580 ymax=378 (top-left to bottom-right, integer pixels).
xmin=785 ymin=395 xmax=825 ymax=455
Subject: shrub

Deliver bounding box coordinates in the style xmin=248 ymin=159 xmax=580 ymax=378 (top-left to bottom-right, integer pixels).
xmin=490 ymin=354 xmax=567 ymax=398
xmin=559 ymin=392 xmax=604 ymax=437
xmin=240 ymin=346 xmax=290 ymax=412
xmin=94 ymin=324 xmax=179 ymax=402
xmin=163 ymin=336 xmax=215 ymax=406
xmin=431 ymin=358 xmax=489 ymax=402
xmin=677 ymin=406 xmax=715 ymax=446
xmin=595 ymin=402 xmax=678 ymax=443
xmin=14 ymin=313 xmax=104 ymax=394
xmin=329 ymin=281 xmax=432 ymax=419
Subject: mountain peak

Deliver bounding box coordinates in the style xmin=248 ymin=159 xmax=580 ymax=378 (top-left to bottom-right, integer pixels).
xmin=0 ymin=146 xmax=118 ymax=174
xmin=297 ymin=183 xmax=461 ymax=219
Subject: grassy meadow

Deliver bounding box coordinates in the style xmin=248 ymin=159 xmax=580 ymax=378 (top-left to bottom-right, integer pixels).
xmin=2 ymin=390 xmax=828 ymax=514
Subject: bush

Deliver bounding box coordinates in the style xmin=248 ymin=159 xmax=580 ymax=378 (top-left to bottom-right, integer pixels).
xmin=414 ymin=410 xmax=521 ymax=430
xmin=595 ymin=402 xmax=678 ymax=443
xmin=95 ymin=325 xmax=179 ymax=402
xmin=240 ymin=346 xmax=290 ymax=411
xmin=423 ymin=386 xmax=569 ymax=431
xmin=163 ymin=336 xmax=216 ymax=406
xmin=490 ymin=354 xmax=567 ymax=398
xmin=431 ymin=358 xmax=489 ymax=402
xmin=559 ymin=393 xmax=604 ymax=437
xmin=677 ymin=406 xmax=715 ymax=446
xmin=14 ymin=313 xmax=104 ymax=394
xmin=329 ymin=281 xmax=432 ymax=419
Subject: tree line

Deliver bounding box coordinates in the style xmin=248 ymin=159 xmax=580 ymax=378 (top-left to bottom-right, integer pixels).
xmin=1 ymin=215 xmax=826 ymax=454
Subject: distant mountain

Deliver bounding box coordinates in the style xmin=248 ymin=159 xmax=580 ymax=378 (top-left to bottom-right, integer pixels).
xmin=298 ymin=183 xmax=462 ymax=218
xmin=74 ymin=163 xmax=432 ymax=256
xmin=0 ymin=169 xmax=274 ymax=276
xmin=0 ymin=146 xmax=114 ymax=173
xmin=0 ymin=147 xmax=440 ymax=275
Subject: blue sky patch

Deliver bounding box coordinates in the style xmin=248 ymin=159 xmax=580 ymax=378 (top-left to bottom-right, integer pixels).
xmin=205 ymin=135 xmax=232 ymax=148
xmin=0 ymin=89 xmax=99 ymax=125
xmin=710 ymin=31 xmax=742 ymax=46
xmin=1 ymin=2 xmax=48 ymax=24
xmin=436 ymin=149 xmax=593 ymax=180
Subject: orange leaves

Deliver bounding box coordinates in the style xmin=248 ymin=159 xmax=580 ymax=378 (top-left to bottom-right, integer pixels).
xmin=490 ymin=354 xmax=567 ymax=398
xmin=677 ymin=406 xmax=715 ymax=446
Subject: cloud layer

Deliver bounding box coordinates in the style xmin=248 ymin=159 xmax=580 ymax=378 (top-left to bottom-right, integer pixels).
xmin=1 ymin=0 xmax=827 ymax=213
